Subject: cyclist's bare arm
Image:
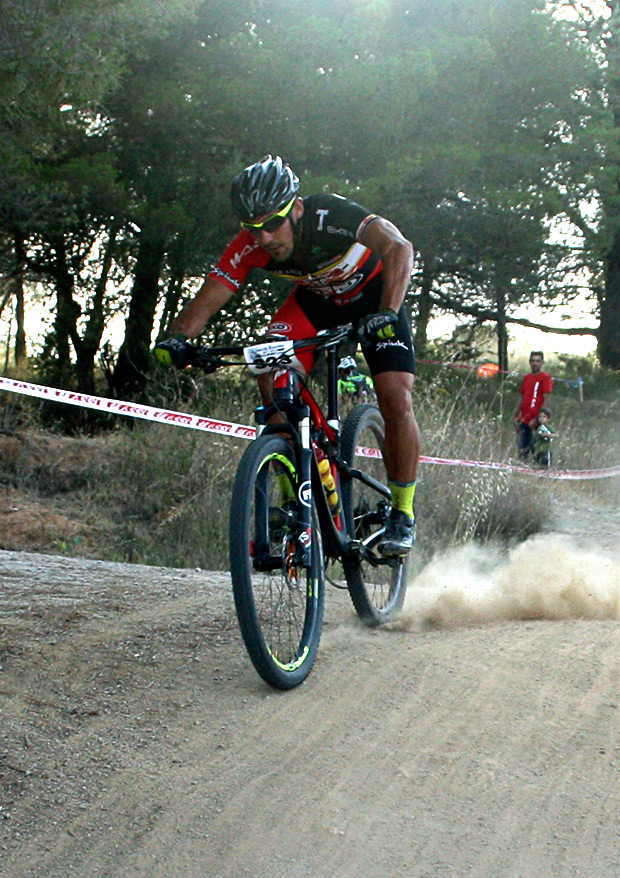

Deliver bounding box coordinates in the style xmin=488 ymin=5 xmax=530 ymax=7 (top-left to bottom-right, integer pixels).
xmin=170 ymin=277 xmax=235 ymax=339
xmin=359 ymin=217 xmax=414 ymax=313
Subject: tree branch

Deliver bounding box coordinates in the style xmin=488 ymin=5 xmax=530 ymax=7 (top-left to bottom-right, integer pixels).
xmin=426 ymin=291 xmax=599 ymax=337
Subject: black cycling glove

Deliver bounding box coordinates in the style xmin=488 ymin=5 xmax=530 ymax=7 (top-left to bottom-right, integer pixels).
xmin=357 ymin=308 xmax=398 ymax=346
xmin=154 ymin=334 xmax=193 ymax=368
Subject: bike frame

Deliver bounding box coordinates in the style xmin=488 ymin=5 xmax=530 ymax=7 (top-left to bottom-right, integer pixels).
xmin=256 ymin=344 xmax=391 ymax=566
xmin=194 ymin=326 xmax=392 ymax=568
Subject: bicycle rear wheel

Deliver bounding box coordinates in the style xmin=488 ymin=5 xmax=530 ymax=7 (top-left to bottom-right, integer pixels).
xmin=229 ymin=435 xmax=325 ymax=689
xmin=340 ymin=404 xmax=408 ymax=626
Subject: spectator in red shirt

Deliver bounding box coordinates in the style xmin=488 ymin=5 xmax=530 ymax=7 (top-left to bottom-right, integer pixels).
xmin=513 ymin=351 xmax=553 ymax=460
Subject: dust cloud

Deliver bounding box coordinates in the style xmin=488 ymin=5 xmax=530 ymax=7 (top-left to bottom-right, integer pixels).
xmin=397 ymin=534 xmax=620 ymax=629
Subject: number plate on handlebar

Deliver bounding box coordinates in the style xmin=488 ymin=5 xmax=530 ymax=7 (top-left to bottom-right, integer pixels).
xmin=243 ymin=340 xmax=295 ymax=374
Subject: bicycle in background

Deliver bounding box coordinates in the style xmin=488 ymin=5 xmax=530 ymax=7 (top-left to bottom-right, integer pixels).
xmin=189 ymin=324 xmax=409 ymax=689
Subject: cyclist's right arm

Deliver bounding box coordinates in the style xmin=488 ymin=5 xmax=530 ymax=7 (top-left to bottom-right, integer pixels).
xmin=154 ymin=277 xmax=236 ymax=367
xmin=170 ymin=277 xmax=235 ymax=339
xmin=170 ymin=231 xmax=270 ymax=339
xmin=154 ymin=232 xmax=271 ymax=368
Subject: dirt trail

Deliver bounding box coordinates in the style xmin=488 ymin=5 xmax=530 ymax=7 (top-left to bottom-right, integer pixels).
xmin=2 ymin=496 xmax=620 ymax=877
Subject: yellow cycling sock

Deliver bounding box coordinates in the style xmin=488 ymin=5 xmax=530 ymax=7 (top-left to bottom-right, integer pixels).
xmin=389 ymin=480 xmax=416 ymax=519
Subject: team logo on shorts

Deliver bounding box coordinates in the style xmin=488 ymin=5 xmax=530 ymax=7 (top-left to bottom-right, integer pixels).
xmin=269 ymin=321 xmax=292 ymax=333
xmin=376 ymin=339 xmax=408 ymax=352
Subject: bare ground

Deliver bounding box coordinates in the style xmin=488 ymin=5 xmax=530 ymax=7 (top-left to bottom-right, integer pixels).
xmin=2 ymin=477 xmax=620 ymax=875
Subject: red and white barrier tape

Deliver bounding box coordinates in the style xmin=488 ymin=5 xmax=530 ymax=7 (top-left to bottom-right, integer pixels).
xmin=355 ymin=445 xmax=620 ymax=480
xmin=0 ymin=376 xmax=617 ymax=481
xmin=0 ymin=376 xmax=256 ymax=441
xmin=416 ymin=454 xmax=620 ymax=481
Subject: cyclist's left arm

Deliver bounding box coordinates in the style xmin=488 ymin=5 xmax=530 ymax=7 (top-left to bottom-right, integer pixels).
xmin=359 ymin=217 xmax=414 ymax=313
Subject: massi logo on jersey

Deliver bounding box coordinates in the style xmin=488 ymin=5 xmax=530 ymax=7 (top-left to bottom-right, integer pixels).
xmin=327 ymin=225 xmax=355 ymax=238
xmin=230 ymin=240 xmax=260 ymax=269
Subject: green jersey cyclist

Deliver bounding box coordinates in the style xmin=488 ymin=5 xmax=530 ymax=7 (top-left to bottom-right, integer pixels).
xmin=155 ymin=155 xmax=420 ymax=556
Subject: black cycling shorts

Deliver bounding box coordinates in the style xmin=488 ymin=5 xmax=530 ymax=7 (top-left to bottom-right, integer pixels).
xmin=268 ymin=281 xmax=416 ymax=377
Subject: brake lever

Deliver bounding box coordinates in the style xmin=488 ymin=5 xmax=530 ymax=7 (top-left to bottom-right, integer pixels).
xmin=192 ymin=347 xmax=223 ymax=374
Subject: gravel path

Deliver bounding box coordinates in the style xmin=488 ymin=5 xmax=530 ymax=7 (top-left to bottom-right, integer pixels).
xmin=2 ymin=493 xmax=620 ymax=877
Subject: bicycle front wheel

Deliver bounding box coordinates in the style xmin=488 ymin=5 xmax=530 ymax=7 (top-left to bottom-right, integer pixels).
xmin=340 ymin=404 xmax=408 ymax=626
xmin=229 ymin=435 xmax=325 ymax=689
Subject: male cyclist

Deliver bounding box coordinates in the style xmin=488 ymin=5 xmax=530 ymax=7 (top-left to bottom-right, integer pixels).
xmin=155 ymin=155 xmax=420 ymax=556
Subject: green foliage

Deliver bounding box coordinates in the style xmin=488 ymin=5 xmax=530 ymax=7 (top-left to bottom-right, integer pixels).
xmin=554 ymin=352 xmax=620 ymax=399
xmin=0 ymin=0 xmax=615 ymax=389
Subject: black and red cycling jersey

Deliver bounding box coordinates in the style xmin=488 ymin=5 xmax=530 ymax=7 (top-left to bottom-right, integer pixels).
xmin=208 ymin=193 xmax=383 ymax=306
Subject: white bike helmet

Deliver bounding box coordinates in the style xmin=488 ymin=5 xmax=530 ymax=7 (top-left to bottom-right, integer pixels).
xmin=338 ymin=356 xmax=357 ymax=373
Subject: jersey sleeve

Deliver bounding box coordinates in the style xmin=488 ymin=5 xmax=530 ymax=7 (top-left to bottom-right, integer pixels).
xmin=356 ymin=213 xmax=380 ymax=241
xmin=206 ymin=231 xmax=271 ymax=292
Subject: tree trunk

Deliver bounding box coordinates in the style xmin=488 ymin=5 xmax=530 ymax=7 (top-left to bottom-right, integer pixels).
xmin=599 ymin=1 xmax=620 ymax=369
xmin=51 ymin=236 xmax=81 ymax=385
xmin=113 ymin=234 xmax=166 ymax=398
xmin=157 ymin=239 xmax=185 ymax=340
xmin=74 ymin=223 xmax=119 ymax=394
xmin=495 ymin=287 xmax=509 ymax=373
xmin=13 ymin=233 xmax=27 ymax=365
xmin=413 ymin=258 xmax=435 ymax=356
xmin=599 ymin=223 xmax=620 ymax=369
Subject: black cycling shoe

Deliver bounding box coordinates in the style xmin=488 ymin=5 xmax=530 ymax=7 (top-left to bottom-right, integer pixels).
xmin=378 ymin=509 xmax=415 ymax=557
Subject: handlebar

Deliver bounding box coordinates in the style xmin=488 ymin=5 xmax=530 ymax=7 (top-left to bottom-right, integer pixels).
xmin=188 ymin=323 xmax=357 ymax=374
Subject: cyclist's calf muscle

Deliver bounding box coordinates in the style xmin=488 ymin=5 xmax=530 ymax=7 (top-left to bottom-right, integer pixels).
xmin=373 ymin=371 xmax=419 ymax=483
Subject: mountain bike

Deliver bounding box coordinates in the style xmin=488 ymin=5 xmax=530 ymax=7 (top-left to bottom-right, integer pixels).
xmin=189 ymin=324 xmax=409 ymax=689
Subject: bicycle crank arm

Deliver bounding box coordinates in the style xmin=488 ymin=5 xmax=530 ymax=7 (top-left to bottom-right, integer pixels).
xmin=343 ymin=539 xmax=401 ymax=568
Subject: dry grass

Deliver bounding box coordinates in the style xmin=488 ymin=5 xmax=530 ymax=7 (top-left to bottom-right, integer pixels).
xmin=0 ymin=362 xmax=618 ymax=569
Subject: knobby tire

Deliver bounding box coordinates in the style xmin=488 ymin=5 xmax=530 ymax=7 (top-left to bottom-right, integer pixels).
xmin=229 ymin=435 xmax=325 ymax=689
xmin=340 ymin=404 xmax=408 ymax=625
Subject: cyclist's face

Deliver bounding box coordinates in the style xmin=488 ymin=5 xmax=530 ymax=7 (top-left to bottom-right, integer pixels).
xmin=249 ymin=199 xmax=302 ymax=261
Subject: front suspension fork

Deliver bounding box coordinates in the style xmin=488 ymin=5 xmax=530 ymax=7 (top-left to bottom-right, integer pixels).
xmin=295 ymin=413 xmax=313 ymax=568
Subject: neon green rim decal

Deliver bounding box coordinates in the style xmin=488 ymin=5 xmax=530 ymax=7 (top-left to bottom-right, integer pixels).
xmin=270 ymin=645 xmax=310 ymax=671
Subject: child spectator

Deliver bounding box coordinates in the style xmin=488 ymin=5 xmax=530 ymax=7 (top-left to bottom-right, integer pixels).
xmin=533 ymin=407 xmax=557 ymax=468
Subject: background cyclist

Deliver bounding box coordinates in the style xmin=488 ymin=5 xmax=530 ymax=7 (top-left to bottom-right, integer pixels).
xmin=338 ymin=356 xmax=375 ymax=403
xmin=155 ymin=155 xmax=420 ymax=557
